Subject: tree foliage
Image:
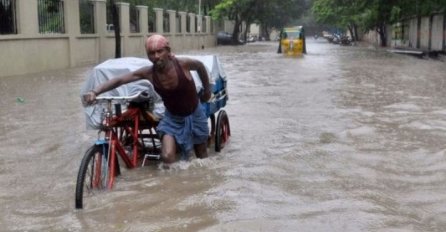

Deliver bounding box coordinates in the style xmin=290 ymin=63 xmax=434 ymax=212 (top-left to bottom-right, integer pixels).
xmin=210 ymin=0 xmax=307 ymax=43
xmin=257 ymin=0 xmax=308 ymax=34
xmin=210 ymin=0 xmax=256 ymax=43
xmin=312 ymin=0 xmax=446 ymax=46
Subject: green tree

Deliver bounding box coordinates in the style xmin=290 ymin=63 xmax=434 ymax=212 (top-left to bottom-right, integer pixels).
xmin=312 ymin=0 xmax=446 ymax=46
xmin=312 ymin=0 xmax=365 ymax=41
xmin=210 ymin=0 xmax=251 ymax=44
xmin=363 ymin=0 xmax=398 ymax=46
xmin=257 ymin=0 xmax=307 ymax=40
xmin=211 ymin=0 xmax=307 ymax=44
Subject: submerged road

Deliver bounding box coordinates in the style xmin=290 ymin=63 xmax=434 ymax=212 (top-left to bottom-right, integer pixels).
xmin=1 ymin=38 xmax=446 ymax=231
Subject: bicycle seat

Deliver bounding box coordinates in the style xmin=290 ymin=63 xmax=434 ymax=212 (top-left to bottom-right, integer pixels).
xmin=129 ymin=91 xmax=151 ymax=103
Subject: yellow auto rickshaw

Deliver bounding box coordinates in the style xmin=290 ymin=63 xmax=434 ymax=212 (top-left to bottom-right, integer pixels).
xmin=278 ymin=26 xmax=306 ymax=56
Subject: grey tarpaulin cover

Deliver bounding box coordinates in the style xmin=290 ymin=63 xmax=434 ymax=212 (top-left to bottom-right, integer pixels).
xmin=80 ymin=55 xmax=226 ymax=129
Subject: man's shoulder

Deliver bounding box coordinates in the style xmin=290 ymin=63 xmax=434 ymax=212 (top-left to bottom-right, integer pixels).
xmin=175 ymin=56 xmax=196 ymax=64
xmin=134 ymin=66 xmax=153 ymax=78
xmin=171 ymin=57 xmax=191 ymax=70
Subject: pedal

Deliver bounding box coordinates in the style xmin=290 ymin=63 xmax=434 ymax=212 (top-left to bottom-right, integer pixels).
xmin=142 ymin=153 xmax=161 ymax=166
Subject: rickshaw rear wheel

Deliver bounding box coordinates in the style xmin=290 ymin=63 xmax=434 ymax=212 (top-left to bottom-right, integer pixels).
xmin=215 ymin=110 xmax=230 ymax=152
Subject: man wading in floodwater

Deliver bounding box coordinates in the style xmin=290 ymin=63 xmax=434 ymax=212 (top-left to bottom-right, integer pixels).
xmin=83 ymin=34 xmax=212 ymax=167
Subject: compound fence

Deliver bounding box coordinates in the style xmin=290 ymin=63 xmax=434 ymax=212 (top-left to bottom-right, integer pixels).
xmin=79 ymin=0 xmax=94 ymax=34
xmin=0 ymin=0 xmax=17 ymax=34
xmin=38 ymin=0 xmax=65 ymax=33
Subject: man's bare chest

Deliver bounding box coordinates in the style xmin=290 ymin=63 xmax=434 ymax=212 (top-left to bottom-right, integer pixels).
xmin=156 ymin=67 xmax=192 ymax=90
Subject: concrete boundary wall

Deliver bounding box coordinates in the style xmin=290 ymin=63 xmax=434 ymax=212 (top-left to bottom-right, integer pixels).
xmin=0 ymin=0 xmax=216 ymax=78
xmin=431 ymin=14 xmax=444 ymax=50
xmin=364 ymin=13 xmax=445 ymax=52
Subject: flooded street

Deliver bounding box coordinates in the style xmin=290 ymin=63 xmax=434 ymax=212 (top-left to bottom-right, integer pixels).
xmin=1 ymin=38 xmax=446 ymax=231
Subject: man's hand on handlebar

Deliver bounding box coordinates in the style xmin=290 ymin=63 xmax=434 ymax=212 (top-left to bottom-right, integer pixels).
xmin=82 ymin=91 xmax=97 ymax=106
xmin=200 ymin=88 xmax=212 ymax=102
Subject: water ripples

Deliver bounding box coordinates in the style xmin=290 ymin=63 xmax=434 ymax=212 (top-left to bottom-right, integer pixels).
xmin=1 ymin=41 xmax=446 ymax=231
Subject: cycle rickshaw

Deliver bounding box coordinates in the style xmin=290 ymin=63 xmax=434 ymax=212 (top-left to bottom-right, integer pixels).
xmin=75 ymin=56 xmax=230 ymax=209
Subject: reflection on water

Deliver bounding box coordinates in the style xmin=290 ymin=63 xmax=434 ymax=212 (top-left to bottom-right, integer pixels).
xmin=1 ymin=39 xmax=446 ymax=231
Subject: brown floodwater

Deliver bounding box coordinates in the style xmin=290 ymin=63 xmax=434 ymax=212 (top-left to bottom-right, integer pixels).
xmin=1 ymin=39 xmax=446 ymax=231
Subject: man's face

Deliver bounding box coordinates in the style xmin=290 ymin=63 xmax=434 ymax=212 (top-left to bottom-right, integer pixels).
xmin=147 ymin=47 xmax=170 ymax=70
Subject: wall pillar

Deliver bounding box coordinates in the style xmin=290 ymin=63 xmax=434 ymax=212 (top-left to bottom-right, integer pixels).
xmin=167 ymin=10 xmax=177 ymax=34
xmin=153 ymin=8 xmax=164 ymax=33
xmin=63 ymin=0 xmax=80 ymax=35
xmin=196 ymin=14 xmax=203 ymax=33
xmin=90 ymin=0 xmax=107 ymax=61
xmin=16 ymin=0 xmax=39 ymax=35
xmin=188 ymin=13 xmax=196 ymax=34
xmin=116 ymin=2 xmax=130 ymax=34
xmin=91 ymin=0 xmax=106 ymax=34
xmin=137 ymin=5 xmax=148 ymax=35
xmin=63 ymin=0 xmax=80 ymax=67
xmin=178 ymin=11 xmax=187 ymax=34
xmin=205 ymin=16 xmax=211 ymax=34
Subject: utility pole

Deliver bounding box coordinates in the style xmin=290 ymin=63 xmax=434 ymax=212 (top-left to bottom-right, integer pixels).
xmin=110 ymin=0 xmax=121 ymax=58
xmin=198 ymin=0 xmax=204 ymax=49
xmin=416 ymin=0 xmax=420 ymax=48
xmin=198 ymin=0 xmax=202 ymax=32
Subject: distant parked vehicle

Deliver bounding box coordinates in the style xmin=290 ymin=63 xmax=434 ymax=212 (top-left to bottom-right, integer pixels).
xmin=247 ymin=35 xmax=257 ymax=43
xmin=339 ymin=35 xmax=352 ymax=45
xmin=217 ymin=31 xmax=233 ymax=45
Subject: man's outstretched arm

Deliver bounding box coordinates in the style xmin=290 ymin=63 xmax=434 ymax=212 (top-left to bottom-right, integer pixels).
xmin=187 ymin=59 xmax=211 ymax=102
xmin=83 ymin=67 xmax=150 ymax=105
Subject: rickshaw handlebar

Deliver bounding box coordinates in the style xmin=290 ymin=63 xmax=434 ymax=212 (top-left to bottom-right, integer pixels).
xmin=95 ymin=91 xmax=151 ymax=103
